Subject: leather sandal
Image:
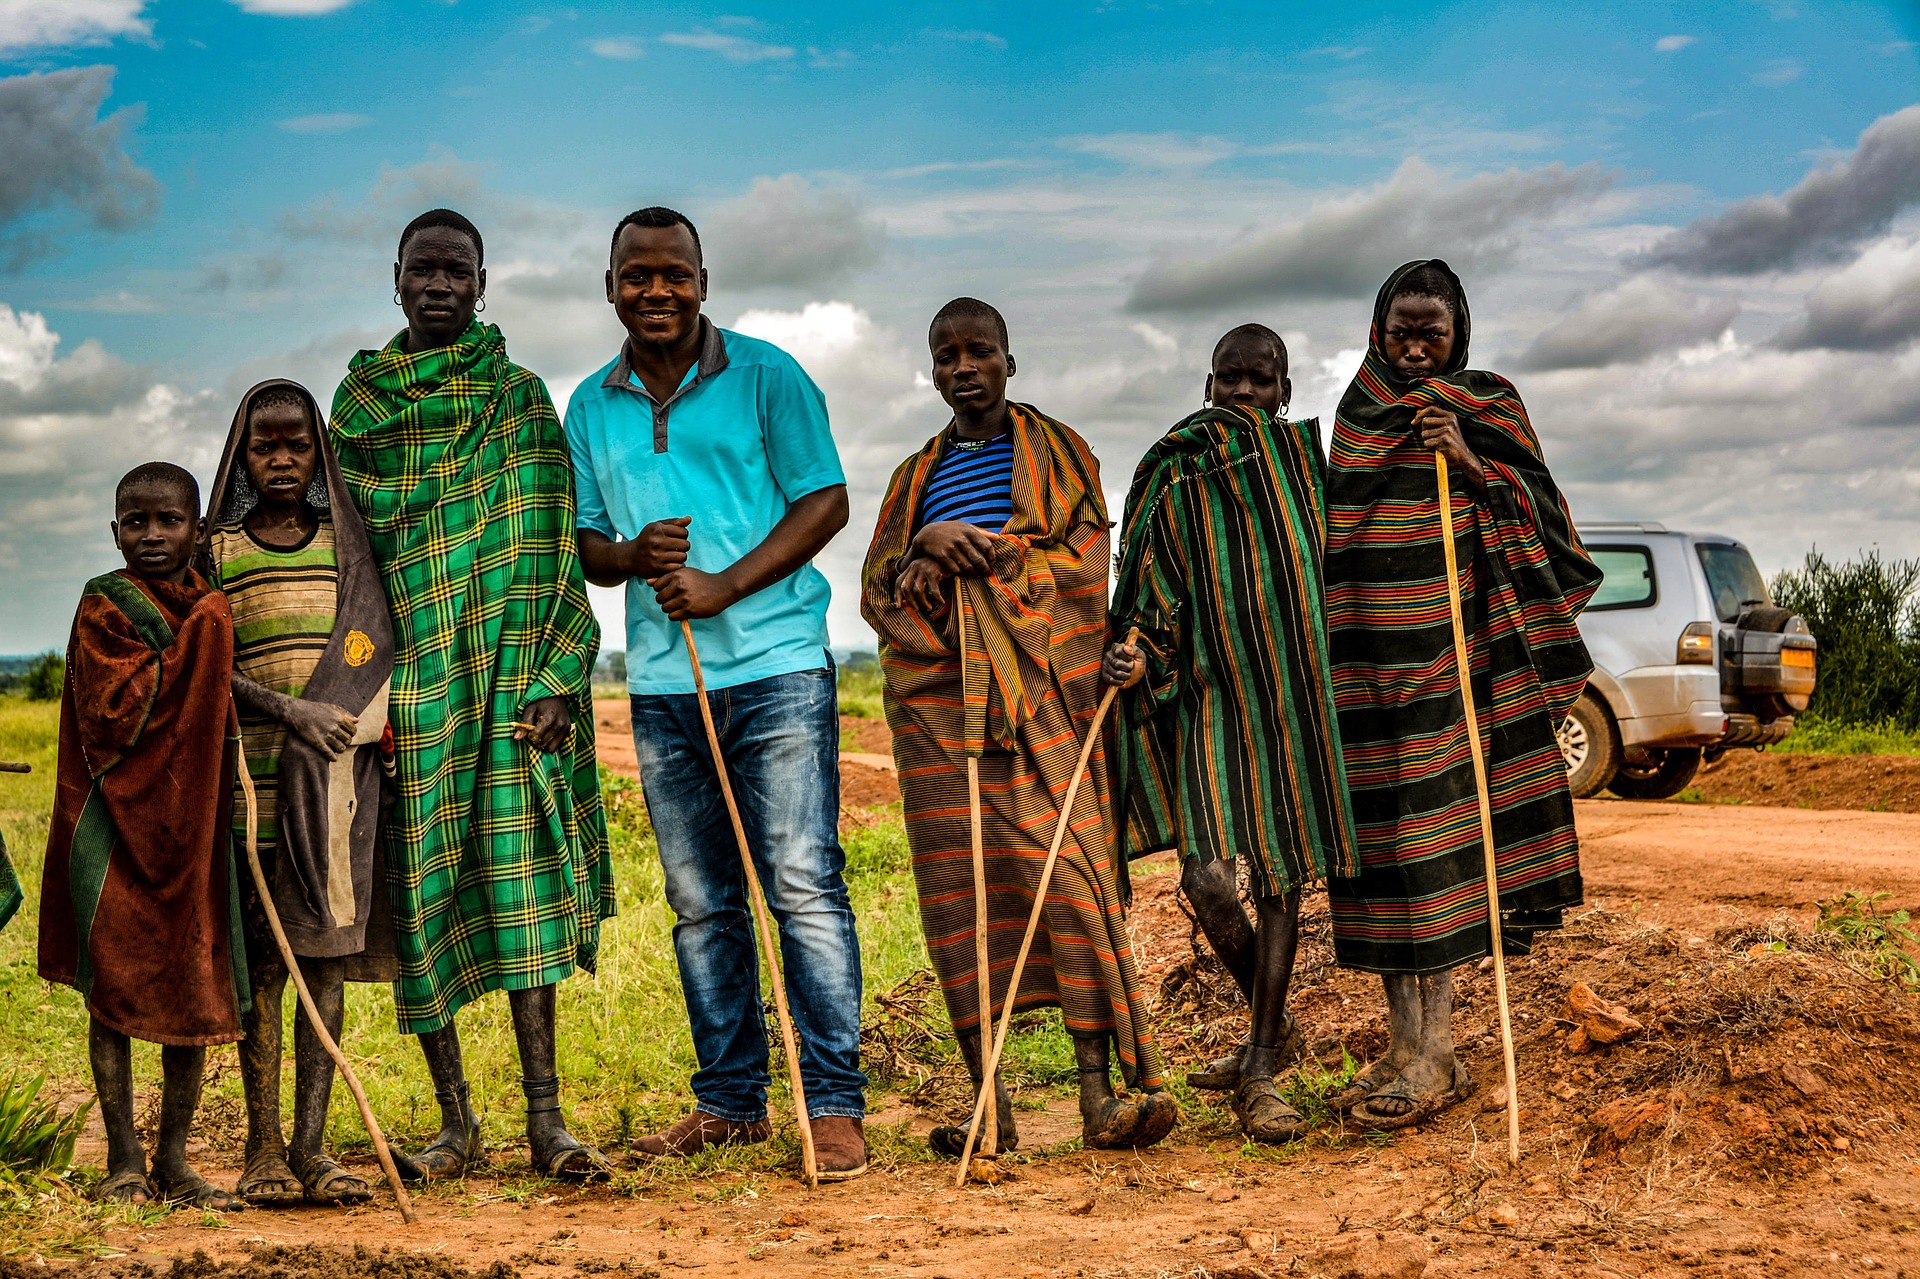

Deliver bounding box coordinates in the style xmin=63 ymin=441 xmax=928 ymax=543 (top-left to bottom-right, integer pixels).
xmin=396 ymin=1082 xmax=483 ymax=1183
xmin=290 ymin=1151 xmax=372 ymax=1205
xmin=153 ymin=1166 xmax=245 ymax=1212
xmin=236 ymin=1151 xmax=303 ymax=1207
xmin=1233 ymin=1074 xmax=1309 ymax=1143
xmin=93 ymin=1169 xmax=153 ymax=1205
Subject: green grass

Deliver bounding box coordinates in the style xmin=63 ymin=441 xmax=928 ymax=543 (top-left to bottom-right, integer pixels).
xmin=836 ymin=664 xmax=885 ymax=721
xmin=1776 ymin=715 xmax=1920 ymax=756
xmin=1 ymin=691 xmax=1074 ymax=1251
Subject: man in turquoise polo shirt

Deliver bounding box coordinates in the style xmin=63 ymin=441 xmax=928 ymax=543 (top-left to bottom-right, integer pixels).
xmin=565 ymin=207 xmax=867 ymax=1178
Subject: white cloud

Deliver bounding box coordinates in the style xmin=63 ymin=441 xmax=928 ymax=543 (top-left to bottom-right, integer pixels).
xmin=1127 ymin=157 xmax=1613 ymax=311
xmin=0 ymin=308 xmax=217 ymax=650
xmin=588 ymin=36 xmax=644 ymax=60
xmin=659 ymin=31 xmax=793 ymax=63
xmin=1754 ymin=58 xmax=1804 ymax=86
xmin=227 ymin=0 xmax=360 ymax=14
xmin=1061 ymin=132 xmax=1239 ymax=172
xmin=276 ymin=112 xmax=373 ymax=134
xmin=705 ymin=175 xmax=885 ymax=289
xmin=0 ymin=304 xmax=57 ymax=388
xmin=0 ymin=0 xmax=148 ymax=51
xmin=1307 ymin=45 xmax=1370 ymax=59
xmin=727 ymin=302 xmax=940 ymax=646
xmin=1654 ymin=35 xmax=1695 ymax=52
xmin=1774 ymin=235 xmax=1920 ymax=351
xmin=1512 ymin=277 xmax=1739 ymax=371
xmin=1638 ymin=104 xmax=1920 ymax=274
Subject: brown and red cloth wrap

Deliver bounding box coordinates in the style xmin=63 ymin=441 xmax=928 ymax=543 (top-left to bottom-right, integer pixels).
xmin=38 ymin=570 xmax=251 ymax=1045
xmin=202 ymin=378 xmax=398 ymax=977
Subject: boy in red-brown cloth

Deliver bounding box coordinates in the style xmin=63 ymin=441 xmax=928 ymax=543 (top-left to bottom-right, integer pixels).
xmin=38 ymin=461 xmax=249 ymax=1211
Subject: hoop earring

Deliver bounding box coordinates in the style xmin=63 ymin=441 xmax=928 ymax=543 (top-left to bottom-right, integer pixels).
xmin=393 ymin=290 xmax=402 ymax=306
xmin=1277 ymin=402 xmax=1291 ymax=420
xmin=475 ymin=295 xmax=487 ymax=313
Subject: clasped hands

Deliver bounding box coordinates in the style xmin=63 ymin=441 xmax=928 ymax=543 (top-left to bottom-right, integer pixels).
xmin=628 ymin=515 xmax=736 ymax=621
xmin=894 ymin=521 xmax=999 ymax=615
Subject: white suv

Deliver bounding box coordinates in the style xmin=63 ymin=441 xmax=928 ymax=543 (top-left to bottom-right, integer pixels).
xmin=1561 ymin=524 xmax=1817 ymax=800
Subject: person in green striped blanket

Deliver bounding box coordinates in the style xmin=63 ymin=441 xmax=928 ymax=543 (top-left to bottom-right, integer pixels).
xmin=1105 ymin=325 xmax=1360 ymax=1143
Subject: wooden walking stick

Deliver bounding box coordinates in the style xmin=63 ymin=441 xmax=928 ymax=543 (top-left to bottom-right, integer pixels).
xmin=0 ymin=762 xmax=31 ymax=773
xmin=1434 ymin=451 xmax=1523 ymax=1166
xmin=957 ymin=590 xmax=997 ymax=1158
xmin=233 ymin=741 xmax=417 ymax=1222
xmin=679 ymin=620 xmax=819 ymax=1190
xmin=955 ymin=626 xmax=1140 ymax=1185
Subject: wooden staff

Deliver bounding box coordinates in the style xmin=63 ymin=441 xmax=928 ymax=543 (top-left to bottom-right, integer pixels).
xmin=0 ymin=762 xmax=31 ymax=773
xmin=957 ymin=590 xmax=997 ymax=1158
xmin=680 ymin=620 xmax=819 ymax=1189
xmin=1434 ymin=451 xmax=1522 ymax=1166
xmin=955 ymin=626 xmax=1140 ymax=1185
xmin=233 ymin=739 xmax=417 ymax=1221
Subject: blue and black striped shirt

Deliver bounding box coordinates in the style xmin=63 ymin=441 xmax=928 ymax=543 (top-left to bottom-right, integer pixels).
xmin=917 ymin=433 xmax=1016 ymax=531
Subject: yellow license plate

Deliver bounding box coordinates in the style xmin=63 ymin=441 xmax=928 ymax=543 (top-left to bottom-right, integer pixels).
xmin=1782 ymin=648 xmax=1815 ymax=669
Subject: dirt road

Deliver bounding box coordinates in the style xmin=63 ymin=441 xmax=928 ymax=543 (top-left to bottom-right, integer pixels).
xmin=71 ymin=711 xmax=1919 ymax=1279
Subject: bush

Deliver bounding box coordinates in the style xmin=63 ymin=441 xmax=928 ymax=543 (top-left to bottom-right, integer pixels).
xmin=1770 ymin=550 xmax=1920 ymax=729
xmin=20 ymin=653 xmax=62 ymax=702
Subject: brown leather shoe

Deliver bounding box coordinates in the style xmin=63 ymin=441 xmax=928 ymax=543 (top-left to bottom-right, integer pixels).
xmin=810 ymin=1116 xmax=867 ymax=1182
xmin=631 ymin=1110 xmax=770 ymax=1159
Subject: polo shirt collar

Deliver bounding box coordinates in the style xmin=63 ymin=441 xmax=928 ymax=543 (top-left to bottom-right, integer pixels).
xmin=603 ymin=316 xmax=729 ymax=395
xmin=603 ymin=317 xmax=730 ymax=453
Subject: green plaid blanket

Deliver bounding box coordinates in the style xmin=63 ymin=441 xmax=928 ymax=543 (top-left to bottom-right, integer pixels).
xmin=331 ymin=320 xmax=611 ymax=1034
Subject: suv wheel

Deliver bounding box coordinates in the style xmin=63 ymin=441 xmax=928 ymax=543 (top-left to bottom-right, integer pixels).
xmin=1559 ymin=693 xmax=1619 ymax=799
xmin=1607 ymin=748 xmax=1703 ymax=801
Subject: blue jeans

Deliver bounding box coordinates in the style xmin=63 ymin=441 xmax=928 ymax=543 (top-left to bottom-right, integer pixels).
xmin=631 ymin=668 xmax=867 ymax=1121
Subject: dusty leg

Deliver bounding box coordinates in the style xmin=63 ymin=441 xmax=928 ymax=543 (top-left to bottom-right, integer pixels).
xmin=88 ymin=1019 xmax=146 ymax=1198
xmin=1240 ymin=888 xmax=1303 ymax=1081
xmin=398 ymin=1018 xmax=479 ymax=1181
xmin=1179 ymin=857 xmax=1255 ymax=1001
xmin=931 ymin=1031 xmax=1016 ymax=1157
xmin=238 ymin=965 xmax=302 ymax=1203
xmin=510 ymin=984 xmax=605 ymax=1178
xmin=286 ymin=957 xmax=368 ymax=1202
xmin=1365 ymin=972 xmax=1457 ymax=1118
xmin=152 ymin=1045 xmax=242 ymax=1210
xmin=1073 ymin=1032 xmax=1117 ymax=1127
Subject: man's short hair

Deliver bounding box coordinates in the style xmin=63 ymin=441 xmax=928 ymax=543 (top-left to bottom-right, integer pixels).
xmin=247 ymin=386 xmax=311 ymax=427
xmin=116 ymin=461 xmax=200 ymax=513
xmin=398 ymin=208 xmax=484 ymax=267
xmin=610 ymin=207 xmax=703 ymax=265
xmin=930 ymin=297 xmax=1010 ymax=351
xmin=1212 ymin=323 xmax=1288 ymax=372
xmin=1389 ymin=262 xmax=1462 ymax=322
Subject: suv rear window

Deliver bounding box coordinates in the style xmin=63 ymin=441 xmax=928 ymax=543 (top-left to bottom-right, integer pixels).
xmin=1697 ymin=543 xmax=1769 ymax=622
xmin=1586 ymin=546 xmax=1656 ymax=610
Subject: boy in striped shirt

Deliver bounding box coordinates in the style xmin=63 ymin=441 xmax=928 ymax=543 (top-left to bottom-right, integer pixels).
xmin=205 ymin=380 xmax=395 ymax=1206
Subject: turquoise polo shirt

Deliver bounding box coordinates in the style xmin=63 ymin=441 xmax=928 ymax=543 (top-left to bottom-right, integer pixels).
xmin=564 ymin=319 xmax=845 ymax=695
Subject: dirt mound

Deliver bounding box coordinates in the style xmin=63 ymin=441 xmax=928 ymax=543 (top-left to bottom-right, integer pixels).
xmin=1 ymin=1246 xmax=525 ymax=1279
xmin=1127 ymin=862 xmax=1920 ymax=1183
xmin=1688 ymin=748 xmax=1920 ymax=812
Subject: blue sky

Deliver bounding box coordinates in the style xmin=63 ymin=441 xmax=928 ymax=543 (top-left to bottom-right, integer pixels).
xmin=2 ymin=0 xmax=1918 ymax=652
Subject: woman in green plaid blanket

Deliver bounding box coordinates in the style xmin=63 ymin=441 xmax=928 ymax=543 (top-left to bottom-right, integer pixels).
xmin=329 ymin=209 xmax=613 ymax=1182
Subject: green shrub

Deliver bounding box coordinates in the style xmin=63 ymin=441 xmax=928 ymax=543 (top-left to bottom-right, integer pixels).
xmin=1815 ymin=891 xmax=1920 ymax=990
xmin=20 ymin=654 xmax=62 ymax=703
xmin=1771 ymin=551 xmax=1920 ymax=729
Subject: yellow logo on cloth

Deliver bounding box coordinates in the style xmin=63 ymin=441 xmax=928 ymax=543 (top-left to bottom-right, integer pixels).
xmin=344 ymin=630 xmax=375 ymax=667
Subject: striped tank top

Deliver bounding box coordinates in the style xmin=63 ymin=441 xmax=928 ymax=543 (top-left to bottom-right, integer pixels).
xmin=209 ymin=517 xmax=338 ymax=843
xmin=917 ymin=432 xmax=1016 ymax=530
